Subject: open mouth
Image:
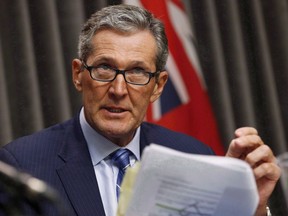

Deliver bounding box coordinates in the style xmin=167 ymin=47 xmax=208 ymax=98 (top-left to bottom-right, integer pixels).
xmin=106 ymin=108 xmax=126 ymax=113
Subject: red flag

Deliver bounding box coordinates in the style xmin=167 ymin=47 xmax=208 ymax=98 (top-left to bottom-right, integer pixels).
xmin=124 ymin=0 xmax=224 ymax=155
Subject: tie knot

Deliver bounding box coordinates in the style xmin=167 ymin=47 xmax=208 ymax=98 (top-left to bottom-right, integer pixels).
xmin=110 ymin=148 xmax=131 ymax=170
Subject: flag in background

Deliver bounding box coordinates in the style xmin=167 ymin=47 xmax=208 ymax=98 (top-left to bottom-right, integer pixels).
xmin=124 ymin=0 xmax=224 ymax=155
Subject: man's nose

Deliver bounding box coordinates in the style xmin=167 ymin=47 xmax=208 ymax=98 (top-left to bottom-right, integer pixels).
xmin=108 ymin=74 xmax=128 ymax=97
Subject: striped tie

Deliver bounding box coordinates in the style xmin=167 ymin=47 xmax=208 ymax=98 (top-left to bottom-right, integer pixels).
xmin=110 ymin=148 xmax=131 ymax=200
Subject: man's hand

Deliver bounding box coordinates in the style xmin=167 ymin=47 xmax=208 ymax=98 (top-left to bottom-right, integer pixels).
xmin=226 ymin=127 xmax=281 ymax=216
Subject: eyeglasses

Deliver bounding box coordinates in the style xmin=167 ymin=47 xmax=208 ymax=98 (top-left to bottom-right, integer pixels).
xmin=82 ymin=61 xmax=161 ymax=86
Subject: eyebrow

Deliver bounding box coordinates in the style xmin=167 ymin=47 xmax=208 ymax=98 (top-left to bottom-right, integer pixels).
xmin=90 ymin=56 xmax=151 ymax=69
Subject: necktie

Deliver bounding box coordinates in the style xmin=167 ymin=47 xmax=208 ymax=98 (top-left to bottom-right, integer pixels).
xmin=110 ymin=148 xmax=131 ymax=200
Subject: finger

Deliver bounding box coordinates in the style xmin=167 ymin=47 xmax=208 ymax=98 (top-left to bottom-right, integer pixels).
xmin=253 ymin=162 xmax=281 ymax=181
xmin=245 ymin=145 xmax=275 ymax=167
xmin=226 ymin=135 xmax=264 ymax=158
xmin=235 ymin=127 xmax=258 ymax=138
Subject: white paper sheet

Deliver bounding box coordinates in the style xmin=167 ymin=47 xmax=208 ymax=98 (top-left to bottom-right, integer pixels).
xmin=121 ymin=144 xmax=259 ymax=216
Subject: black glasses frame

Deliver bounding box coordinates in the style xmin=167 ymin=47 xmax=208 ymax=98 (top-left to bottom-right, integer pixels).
xmin=82 ymin=61 xmax=161 ymax=86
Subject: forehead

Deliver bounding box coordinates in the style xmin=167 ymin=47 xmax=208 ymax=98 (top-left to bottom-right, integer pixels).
xmin=89 ymin=29 xmax=157 ymax=66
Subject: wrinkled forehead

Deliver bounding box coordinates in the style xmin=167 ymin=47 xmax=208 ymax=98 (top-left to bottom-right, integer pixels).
xmin=88 ymin=29 xmax=157 ymax=68
xmin=91 ymin=29 xmax=158 ymax=58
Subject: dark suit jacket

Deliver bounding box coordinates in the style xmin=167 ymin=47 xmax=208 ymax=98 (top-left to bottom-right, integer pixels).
xmin=0 ymin=114 xmax=214 ymax=215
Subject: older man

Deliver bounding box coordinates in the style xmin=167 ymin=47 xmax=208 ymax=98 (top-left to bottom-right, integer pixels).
xmin=0 ymin=4 xmax=280 ymax=216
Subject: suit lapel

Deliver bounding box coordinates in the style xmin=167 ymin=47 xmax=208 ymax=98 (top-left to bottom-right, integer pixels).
xmin=55 ymin=119 xmax=156 ymax=215
xmin=56 ymin=116 xmax=105 ymax=216
xmin=140 ymin=123 xmax=151 ymax=155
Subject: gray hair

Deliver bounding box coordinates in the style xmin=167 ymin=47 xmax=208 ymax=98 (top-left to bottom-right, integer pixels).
xmin=78 ymin=4 xmax=168 ymax=71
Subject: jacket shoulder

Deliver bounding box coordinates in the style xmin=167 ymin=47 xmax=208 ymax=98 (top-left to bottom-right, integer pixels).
xmin=0 ymin=118 xmax=77 ymax=166
xmin=140 ymin=122 xmax=214 ymax=155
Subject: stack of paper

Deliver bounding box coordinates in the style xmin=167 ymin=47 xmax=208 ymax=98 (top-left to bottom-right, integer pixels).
xmin=118 ymin=144 xmax=259 ymax=216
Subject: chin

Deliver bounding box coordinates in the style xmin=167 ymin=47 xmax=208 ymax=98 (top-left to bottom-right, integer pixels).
xmin=105 ymin=128 xmax=130 ymax=138
xmin=103 ymin=127 xmax=135 ymax=145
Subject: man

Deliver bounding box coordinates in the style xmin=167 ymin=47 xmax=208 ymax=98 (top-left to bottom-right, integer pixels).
xmin=0 ymin=4 xmax=280 ymax=216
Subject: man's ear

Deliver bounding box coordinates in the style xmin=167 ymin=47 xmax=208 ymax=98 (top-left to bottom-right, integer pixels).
xmin=150 ymin=71 xmax=168 ymax=103
xmin=72 ymin=59 xmax=83 ymax=92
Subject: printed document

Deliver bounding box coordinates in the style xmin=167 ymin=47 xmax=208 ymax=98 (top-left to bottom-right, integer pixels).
xmin=117 ymin=144 xmax=259 ymax=216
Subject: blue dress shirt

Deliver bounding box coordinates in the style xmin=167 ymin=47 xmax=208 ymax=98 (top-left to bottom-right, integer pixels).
xmin=79 ymin=108 xmax=140 ymax=216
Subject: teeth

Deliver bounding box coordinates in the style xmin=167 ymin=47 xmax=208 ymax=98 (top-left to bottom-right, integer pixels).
xmin=108 ymin=108 xmax=123 ymax=113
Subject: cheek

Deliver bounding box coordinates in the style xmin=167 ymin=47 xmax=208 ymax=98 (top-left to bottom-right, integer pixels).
xmin=82 ymin=82 xmax=106 ymax=107
xmin=130 ymin=87 xmax=154 ymax=114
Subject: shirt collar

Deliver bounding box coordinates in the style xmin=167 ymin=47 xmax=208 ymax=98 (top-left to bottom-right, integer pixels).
xmin=79 ymin=107 xmax=140 ymax=165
